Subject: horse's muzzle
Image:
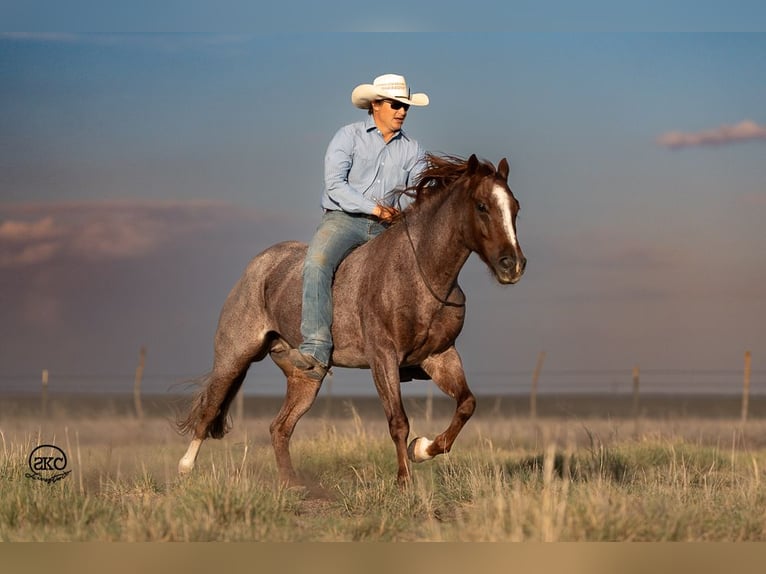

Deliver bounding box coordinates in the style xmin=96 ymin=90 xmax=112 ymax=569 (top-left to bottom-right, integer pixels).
xmin=496 ymin=254 xmax=526 ymax=284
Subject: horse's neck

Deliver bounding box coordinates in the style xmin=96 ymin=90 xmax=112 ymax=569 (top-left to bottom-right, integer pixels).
xmin=403 ymin=193 xmax=471 ymax=296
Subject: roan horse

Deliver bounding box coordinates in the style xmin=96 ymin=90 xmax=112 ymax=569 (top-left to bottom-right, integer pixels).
xmin=177 ymin=153 xmax=526 ymax=485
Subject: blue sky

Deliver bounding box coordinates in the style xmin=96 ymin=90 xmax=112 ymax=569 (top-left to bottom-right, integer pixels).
xmin=1 ymin=33 xmax=764 ymax=395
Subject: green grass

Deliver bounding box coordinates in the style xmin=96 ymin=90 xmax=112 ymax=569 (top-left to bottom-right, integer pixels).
xmin=2 ymin=404 xmax=766 ymax=541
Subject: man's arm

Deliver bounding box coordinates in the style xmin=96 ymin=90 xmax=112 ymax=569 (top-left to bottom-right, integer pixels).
xmin=323 ymin=127 xmax=379 ymax=215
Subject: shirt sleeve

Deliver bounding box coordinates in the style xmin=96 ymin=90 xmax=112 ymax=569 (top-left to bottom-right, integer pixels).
xmin=397 ymin=144 xmax=427 ymax=211
xmin=323 ymin=126 xmax=379 ymax=215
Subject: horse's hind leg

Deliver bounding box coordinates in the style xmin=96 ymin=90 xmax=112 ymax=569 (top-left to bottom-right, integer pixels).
xmin=177 ymin=362 xmax=249 ymax=474
xmin=268 ymin=374 xmax=322 ymax=485
xmin=269 ymin=346 xmax=322 ymax=485
xmin=409 ymin=346 xmax=476 ymax=462
xmin=178 ymin=329 xmax=269 ymax=474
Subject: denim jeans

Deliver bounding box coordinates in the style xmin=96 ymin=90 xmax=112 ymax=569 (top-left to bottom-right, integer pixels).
xmin=299 ymin=210 xmax=388 ymax=366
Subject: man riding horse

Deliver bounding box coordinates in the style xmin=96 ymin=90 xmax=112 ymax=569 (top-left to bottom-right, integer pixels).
xmin=177 ymin=72 xmax=525 ymax=485
xmin=287 ymin=73 xmax=430 ymax=381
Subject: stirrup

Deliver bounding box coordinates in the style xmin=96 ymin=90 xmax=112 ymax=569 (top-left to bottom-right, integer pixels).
xmin=287 ymin=349 xmax=329 ymax=381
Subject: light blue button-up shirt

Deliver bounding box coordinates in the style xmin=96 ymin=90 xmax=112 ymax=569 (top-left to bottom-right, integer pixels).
xmin=321 ymin=116 xmax=426 ymax=215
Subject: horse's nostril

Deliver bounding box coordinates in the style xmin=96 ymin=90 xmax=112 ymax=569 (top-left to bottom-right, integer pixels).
xmin=499 ymin=255 xmax=526 ymax=275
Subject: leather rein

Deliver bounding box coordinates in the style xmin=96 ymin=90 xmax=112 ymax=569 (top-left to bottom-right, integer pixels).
xmin=400 ymin=210 xmax=466 ymax=308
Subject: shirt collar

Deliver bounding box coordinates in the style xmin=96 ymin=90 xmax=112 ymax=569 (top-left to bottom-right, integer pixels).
xmin=364 ymin=116 xmax=409 ymax=141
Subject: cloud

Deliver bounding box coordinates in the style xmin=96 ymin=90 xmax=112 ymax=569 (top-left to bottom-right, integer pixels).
xmin=0 ymin=199 xmax=264 ymax=268
xmin=0 ymin=199 xmax=309 ymax=376
xmin=0 ymin=216 xmax=58 ymax=242
xmin=657 ymin=120 xmax=766 ymax=149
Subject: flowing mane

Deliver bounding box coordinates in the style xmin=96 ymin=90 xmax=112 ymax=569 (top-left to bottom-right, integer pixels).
xmin=395 ymin=153 xmax=499 ymax=213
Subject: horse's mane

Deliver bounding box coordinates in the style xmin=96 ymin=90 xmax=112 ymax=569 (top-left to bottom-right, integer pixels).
xmin=392 ymin=153 xmax=497 ymax=217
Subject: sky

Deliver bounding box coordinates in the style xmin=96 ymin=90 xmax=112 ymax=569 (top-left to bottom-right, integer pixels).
xmin=1 ymin=32 xmax=765 ymax=396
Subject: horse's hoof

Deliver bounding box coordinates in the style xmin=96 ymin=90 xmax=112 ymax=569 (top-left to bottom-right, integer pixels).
xmin=407 ymin=437 xmax=434 ymax=463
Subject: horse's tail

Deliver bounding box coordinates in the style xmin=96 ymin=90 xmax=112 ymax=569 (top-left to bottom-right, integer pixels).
xmin=174 ymin=372 xmax=212 ymax=436
xmin=175 ymin=371 xmax=244 ymax=439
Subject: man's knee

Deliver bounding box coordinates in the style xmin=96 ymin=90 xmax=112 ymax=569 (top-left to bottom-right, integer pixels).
xmin=304 ymin=250 xmax=329 ymax=270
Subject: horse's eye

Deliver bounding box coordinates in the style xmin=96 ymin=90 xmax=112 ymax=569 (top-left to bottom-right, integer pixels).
xmin=476 ymin=202 xmax=488 ymax=213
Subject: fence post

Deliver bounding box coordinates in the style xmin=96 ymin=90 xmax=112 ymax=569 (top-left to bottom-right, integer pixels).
xmin=134 ymin=346 xmax=146 ymax=420
xmin=530 ymin=351 xmax=546 ymax=420
xmin=632 ymin=365 xmax=640 ymax=438
xmin=741 ymin=350 xmax=752 ymax=425
xmin=41 ymin=369 xmax=49 ymax=418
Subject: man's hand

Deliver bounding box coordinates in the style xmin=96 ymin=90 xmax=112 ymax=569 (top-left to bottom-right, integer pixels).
xmin=372 ymin=204 xmax=400 ymax=223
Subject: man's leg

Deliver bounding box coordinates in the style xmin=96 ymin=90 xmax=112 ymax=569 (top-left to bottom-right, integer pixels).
xmin=291 ymin=212 xmax=368 ymax=375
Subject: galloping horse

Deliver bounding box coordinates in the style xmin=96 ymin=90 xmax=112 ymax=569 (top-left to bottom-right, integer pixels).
xmin=177 ymin=153 xmax=526 ymax=485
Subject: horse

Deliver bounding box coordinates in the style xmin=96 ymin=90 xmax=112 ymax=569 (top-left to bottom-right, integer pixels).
xmin=177 ymin=153 xmax=526 ymax=485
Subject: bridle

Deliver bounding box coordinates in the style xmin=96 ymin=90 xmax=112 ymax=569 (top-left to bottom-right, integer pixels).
xmin=400 ymin=209 xmax=466 ymax=308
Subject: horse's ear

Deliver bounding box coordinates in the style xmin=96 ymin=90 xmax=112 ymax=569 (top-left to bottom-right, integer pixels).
xmin=498 ymin=158 xmax=510 ymax=182
xmin=467 ymin=154 xmax=479 ymax=174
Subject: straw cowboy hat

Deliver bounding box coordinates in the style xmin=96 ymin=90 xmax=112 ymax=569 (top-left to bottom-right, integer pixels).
xmin=351 ymin=74 xmax=429 ymax=109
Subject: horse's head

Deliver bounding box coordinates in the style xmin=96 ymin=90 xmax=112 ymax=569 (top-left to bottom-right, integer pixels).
xmin=463 ymin=154 xmax=526 ymax=285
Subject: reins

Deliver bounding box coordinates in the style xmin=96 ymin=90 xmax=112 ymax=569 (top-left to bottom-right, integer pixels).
xmin=400 ymin=210 xmax=466 ymax=308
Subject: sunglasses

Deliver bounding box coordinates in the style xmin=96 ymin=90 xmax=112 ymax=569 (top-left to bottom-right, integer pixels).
xmin=383 ymin=99 xmax=410 ymax=111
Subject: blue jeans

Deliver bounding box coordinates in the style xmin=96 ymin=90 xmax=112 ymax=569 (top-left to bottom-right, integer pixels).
xmin=299 ymin=210 xmax=388 ymax=367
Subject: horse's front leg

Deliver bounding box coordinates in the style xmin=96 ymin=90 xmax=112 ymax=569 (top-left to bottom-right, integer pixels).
xmin=408 ymin=346 xmax=476 ymax=462
xmin=370 ymin=353 xmax=412 ymax=485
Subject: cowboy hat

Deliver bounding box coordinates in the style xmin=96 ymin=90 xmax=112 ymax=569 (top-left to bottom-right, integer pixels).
xmin=351 ymin=74 xmax=429 ymax=109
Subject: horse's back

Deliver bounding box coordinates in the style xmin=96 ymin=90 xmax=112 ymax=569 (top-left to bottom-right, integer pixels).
xmin=224 ymin=237 xmax=378 ymax=363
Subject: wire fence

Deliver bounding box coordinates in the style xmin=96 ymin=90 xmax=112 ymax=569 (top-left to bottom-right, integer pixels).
xmin=2 ymin=367 xmax=764 ymax=396
xmin=467 ymin=368 xmax=766 ymax=396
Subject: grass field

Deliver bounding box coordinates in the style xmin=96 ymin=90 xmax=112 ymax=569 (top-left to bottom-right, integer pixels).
xmin=2 ymin=393 xmax=766 ymax=541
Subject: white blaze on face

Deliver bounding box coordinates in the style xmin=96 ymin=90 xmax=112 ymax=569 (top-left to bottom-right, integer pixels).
xmin=491 ymin=184 xmax=519 ymax=249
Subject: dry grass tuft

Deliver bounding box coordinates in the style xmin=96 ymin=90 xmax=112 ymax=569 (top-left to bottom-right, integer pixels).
xmin=2 ymin=395 xmax=766 ymax=541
